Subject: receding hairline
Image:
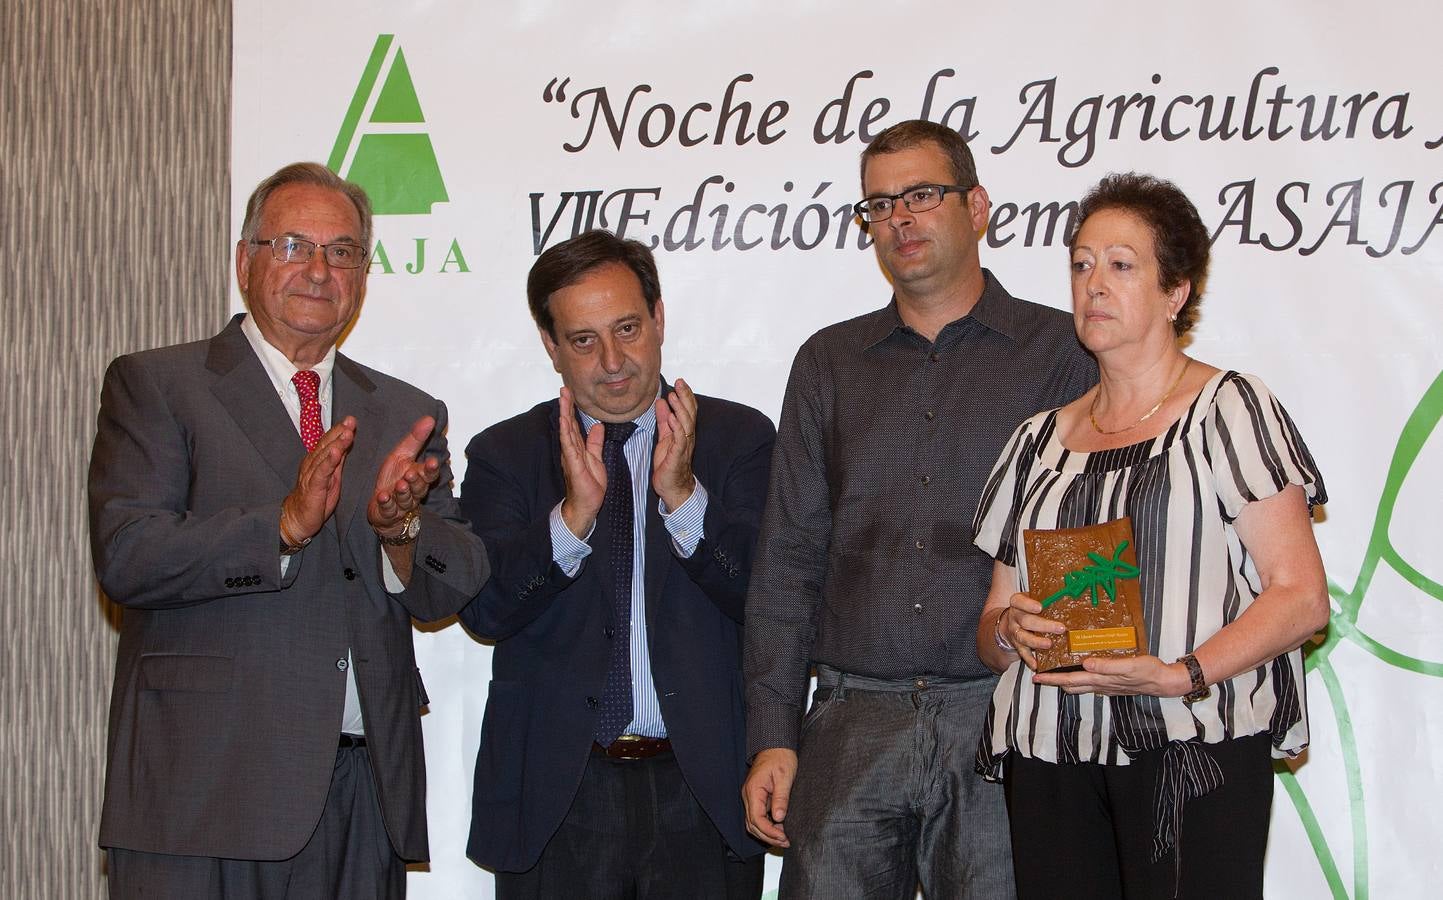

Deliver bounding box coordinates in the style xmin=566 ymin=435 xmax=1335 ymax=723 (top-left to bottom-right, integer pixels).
xmin=239 ymin=162 xmax=373 ymax=247
xmin=258 ymin=181 xmax=364 ymax=229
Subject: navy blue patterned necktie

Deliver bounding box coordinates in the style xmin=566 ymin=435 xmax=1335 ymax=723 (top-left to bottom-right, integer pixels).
xmin=594 ymin=420 xmax=638 ymax=747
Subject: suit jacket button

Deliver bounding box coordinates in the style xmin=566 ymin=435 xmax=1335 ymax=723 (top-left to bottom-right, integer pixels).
xmin=224 ymin=577 xmax=235 ymax=588
xmin=343 ymin=568 xmax=356 ymax=580
xmin=336 ymin=658 xmax=349 ymax=671
xmin=586 ymin=696 xmax=598 ymax=708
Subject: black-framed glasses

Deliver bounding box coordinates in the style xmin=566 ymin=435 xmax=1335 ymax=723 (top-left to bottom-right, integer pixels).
xmin=853 ymin=184 xmax=973 ymax=223
xmin=250 ymin=236 xmax=369 ymax=269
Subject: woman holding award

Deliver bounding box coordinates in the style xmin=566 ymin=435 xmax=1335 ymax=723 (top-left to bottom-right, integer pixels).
xmin=972 ymin=172 xmax=1329 ymax=899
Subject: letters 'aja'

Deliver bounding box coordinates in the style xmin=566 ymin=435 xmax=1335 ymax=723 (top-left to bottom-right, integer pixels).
xmin=368 ymin=238 xmax=470 ymax=275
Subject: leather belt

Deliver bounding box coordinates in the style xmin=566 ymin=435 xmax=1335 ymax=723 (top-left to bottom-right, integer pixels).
xmin=339 ymin=733 xmax=367 ymax=749
xmin=595 ymin=735 xmax=671 ymax=760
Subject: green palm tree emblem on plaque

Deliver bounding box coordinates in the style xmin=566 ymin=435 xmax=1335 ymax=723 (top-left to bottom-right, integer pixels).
xmin=1040 ymin=541 xmax=1140 ymax=609
xmin=329 ymin=34 xmax=448 ymax=215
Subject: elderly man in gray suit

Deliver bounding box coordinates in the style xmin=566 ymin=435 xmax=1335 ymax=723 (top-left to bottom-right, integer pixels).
xmin=88 ymin=162 xmax=490 ymax=898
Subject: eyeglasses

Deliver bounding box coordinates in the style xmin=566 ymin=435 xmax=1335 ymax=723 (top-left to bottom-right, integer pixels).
xmin=853 ymin=184 xmax=973 ymax=223
xmin=250 ymin=236 xmax=369 ymax=269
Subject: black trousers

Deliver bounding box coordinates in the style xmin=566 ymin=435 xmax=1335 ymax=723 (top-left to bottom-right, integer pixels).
xmin=1004 ymin=733 xmax=1274 ymax=900
xmin=496 ymin=746 xmax=763 ymax=900
xmin=107 ymin=743 xmax=405 ymax=899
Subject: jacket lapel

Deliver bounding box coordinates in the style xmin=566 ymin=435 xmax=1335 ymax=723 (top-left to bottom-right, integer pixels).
xmin=331 ymin=353 xmax=384 ymax=547
xmin=207 ymin=315 xmax=305 ymax=490
xmin=642 ymin=471 xmax=669 ymax=627
xmin=547 ymin=400 xmax=568 ymax=500
xmin=642 ymin=380 xmax=673 ymax=624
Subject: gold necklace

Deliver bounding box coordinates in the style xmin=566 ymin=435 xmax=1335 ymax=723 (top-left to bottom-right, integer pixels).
xmin=1089 ymin=358 xmax=1192 ymax=435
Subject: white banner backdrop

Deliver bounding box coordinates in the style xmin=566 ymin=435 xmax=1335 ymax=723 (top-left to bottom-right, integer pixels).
xmin=233 ymin=2 xmax=1443 ymax=896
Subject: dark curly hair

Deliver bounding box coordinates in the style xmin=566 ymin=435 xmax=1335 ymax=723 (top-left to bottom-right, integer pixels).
xmin=1066 ymin=173 xmax=1210 ymax=336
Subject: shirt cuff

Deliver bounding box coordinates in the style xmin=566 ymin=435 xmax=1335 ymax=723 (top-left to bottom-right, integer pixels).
xmin=659 ymin=478 xmax=707 ymax=558
xmin=745 ymin=698 xmax=803 ymax=760
xmin=380 ymin=547 xmax=405 ymax=593
xmin=549 ymin=501 xmax=593 ymax=578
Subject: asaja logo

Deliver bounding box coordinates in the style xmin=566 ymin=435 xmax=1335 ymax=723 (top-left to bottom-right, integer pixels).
xmin=329 ymin=34 xmax=448 ymax=216
xmin=330 ymin=35 xmax=469 ymax=275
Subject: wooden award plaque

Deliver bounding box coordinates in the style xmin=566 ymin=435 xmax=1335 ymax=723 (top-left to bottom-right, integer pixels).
xmin=1022 ymin=517 xmax=1147 ymax=673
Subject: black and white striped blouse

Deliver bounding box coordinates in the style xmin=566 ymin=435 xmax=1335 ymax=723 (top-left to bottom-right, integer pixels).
xmin=973 ymin=370 xmax=1327 ymax=776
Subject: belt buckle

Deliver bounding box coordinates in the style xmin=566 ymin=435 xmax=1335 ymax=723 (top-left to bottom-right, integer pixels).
xmin=605 ymin=734 xmax=671 ymax=760
xmin=611 ymin=734 xmax=647 ymax=760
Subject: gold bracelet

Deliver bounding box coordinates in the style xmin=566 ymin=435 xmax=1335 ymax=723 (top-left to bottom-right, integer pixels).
xmin=279 ymin=507 xmax=310 ymax=554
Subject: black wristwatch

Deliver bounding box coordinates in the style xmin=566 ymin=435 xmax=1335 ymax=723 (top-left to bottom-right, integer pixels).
xmin=1178 ymin=653 xmax=1210 ymax=704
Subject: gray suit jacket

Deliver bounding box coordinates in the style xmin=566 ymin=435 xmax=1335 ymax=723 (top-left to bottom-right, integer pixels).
xmin=88 ymin=314 xmax=489 ymax=862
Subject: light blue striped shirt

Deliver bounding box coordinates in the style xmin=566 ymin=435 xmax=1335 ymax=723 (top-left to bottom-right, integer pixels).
xmin=548 ymin=401 xmax=708 ymax=738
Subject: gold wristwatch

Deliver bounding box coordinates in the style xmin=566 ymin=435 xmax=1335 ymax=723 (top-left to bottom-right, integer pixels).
xmin=378 ymin=509 xmax=421 ymax=546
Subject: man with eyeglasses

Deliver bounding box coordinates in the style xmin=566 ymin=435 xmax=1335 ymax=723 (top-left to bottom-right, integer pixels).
xmin=89 ymin=162 xmax=490 ymax=898
xmin=741 ymin=120 xmax=1097 ymax=898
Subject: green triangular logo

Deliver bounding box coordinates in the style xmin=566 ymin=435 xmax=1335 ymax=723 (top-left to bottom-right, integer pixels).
xmin=369 ymin=49 xmax=425 ymax=123
xmin=329 ymin=36 xmax=448 ymax=215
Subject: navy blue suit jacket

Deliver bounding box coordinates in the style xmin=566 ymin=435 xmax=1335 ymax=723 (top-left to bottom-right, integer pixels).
xmin=458 ymin=387 xmax=774 ymax=872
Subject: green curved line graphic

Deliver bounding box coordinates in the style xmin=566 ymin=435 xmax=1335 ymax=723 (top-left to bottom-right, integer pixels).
xmin=1339 ymin=368 xmax=1443 ymax=610
xmin=1277 ymin=764 xmax=1348 ymax=898
xmin=1285 ymin=368 xmax=1443 ymax=897
xmin=1379 ymin=546 xmax=1443 ymax=600
xmin=1319 ymin=659 xmax=1368 ymax=899
xmin=1346 ymin=626 xmax=1443 ymax=675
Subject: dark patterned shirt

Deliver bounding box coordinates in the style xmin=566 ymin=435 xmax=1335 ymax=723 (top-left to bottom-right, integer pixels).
xmin=744 ymin=270 xmax=1098 ymax=755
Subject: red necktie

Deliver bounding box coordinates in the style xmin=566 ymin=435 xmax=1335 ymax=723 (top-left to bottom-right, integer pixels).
xmin=292 ymin=370 xmax=323 ymax=451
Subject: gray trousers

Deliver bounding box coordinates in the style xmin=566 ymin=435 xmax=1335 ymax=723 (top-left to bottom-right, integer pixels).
xmin=107 ymin=742 xmax=405 ymax=899
xmin=778 ymin=667 xmax=1015 ymax=900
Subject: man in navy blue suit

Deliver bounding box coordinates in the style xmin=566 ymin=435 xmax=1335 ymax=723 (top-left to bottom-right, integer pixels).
xmin=459 ymin=230 xmax=774 ymax=899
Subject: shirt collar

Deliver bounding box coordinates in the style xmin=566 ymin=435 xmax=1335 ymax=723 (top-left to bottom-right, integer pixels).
xmin=240 ymin=312 xmax=337 ymax=398
xmin=859 ymin=268 xmax=1025 ymax=349
xmin=967 ymin=269 xmax=1025 ymax=342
